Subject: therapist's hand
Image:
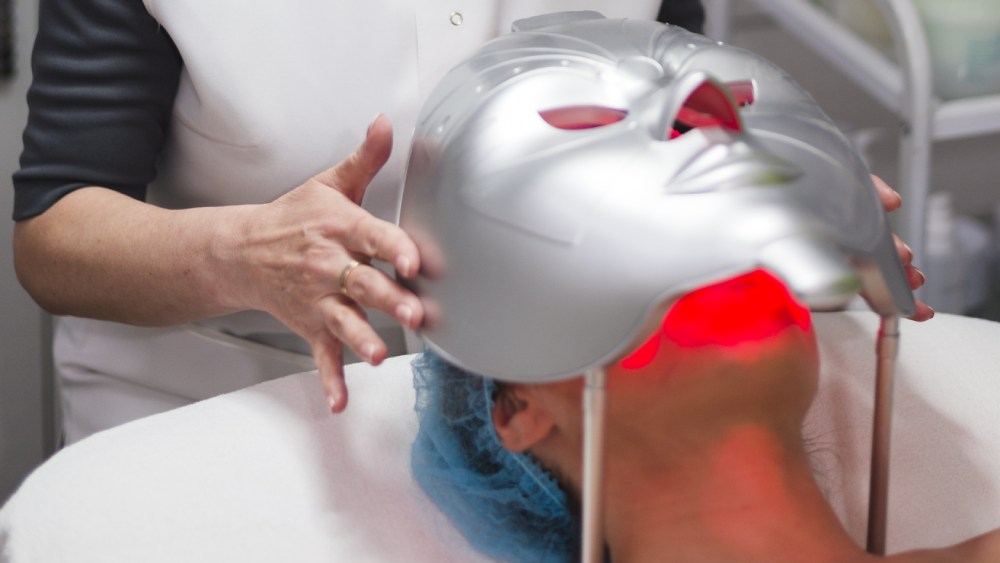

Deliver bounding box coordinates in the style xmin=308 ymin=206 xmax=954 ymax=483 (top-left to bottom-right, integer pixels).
xmin=14 ymin=115 xmax=421 ymax=413
xmin=871 ymin=174 xmax=935 ymax=322
xmin=225 ymin=115 xmax=424 ymax=412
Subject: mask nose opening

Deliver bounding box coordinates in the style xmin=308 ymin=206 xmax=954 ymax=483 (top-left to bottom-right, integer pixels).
xmin=726 ymin=80 xmax=756 ymax=107
xmin=669 ymin=79 xmax=744 ymax=138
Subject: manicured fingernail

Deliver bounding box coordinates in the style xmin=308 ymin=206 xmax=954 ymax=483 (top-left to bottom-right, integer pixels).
xmin=395 ymin=254 xmax=412 ymax=277
xmin=914 ymin=267 xmax=926 ymax=284
xmin=362 ymin=342 xmax=377 ymax=363
xmin=327 ymin=393 xmax=340 ymax=412
xmin=396 ymin=304 xmax=413 ymax=327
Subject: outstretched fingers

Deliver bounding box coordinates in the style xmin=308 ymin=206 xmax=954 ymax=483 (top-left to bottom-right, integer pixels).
xmin=320 ymin=296 xmax=388 ymax=364
xmin=871 ymin=174 xmax=934 ymax=321
xmin=337 ymin=258 xmax=423 ymax=330
xmin=310 ymin=113 xmax=421 ymax=279
xmin=872 ymin=174 xmax=902 ymax=212
xmin=344 ymin=213 xmax=421 ymax=278
xmin=258 ymin=115 xmax=426 ymax=414
xmin=317 ymin=114 xmax=394 ymax=205
xmin=313 ymin=333 xmax=349 ymax=413
xmin=312 ymin=298 xmax=390 ymax=413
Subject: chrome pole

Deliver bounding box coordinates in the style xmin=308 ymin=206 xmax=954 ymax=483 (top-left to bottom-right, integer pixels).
xmin=867 ymin=315 xmax=900 ymax=555
xmin=581 ymin=367 xmax=608 ymax=563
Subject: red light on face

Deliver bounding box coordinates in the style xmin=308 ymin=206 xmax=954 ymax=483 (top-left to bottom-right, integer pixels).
xmin=619 ymin=269 xmax=811 ymax=370
xmin=618 ymin=329 xmax=662 ymax=369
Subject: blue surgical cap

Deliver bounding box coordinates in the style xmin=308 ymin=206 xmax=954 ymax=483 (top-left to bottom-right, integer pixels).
xmin=410 ymin=350 xmax=578 ymax=562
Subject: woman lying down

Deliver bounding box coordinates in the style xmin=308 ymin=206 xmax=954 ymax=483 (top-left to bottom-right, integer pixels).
xmin=411 ymin=269 xmax=1000 ymax=563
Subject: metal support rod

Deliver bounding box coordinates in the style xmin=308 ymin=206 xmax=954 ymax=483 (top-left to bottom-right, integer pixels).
xmin=581 ymin=367 xmax=608 ymax=563
xmin=867 ymin=315 xmax=900 ymax=555
xmin=874 ymin=0 xmax=935 ymax=294
xmin=702 ymin=0 xmax=733 ymax=43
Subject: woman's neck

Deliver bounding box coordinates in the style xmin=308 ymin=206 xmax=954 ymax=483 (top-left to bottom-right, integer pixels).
xmin=601 ymin=422 xmax=873 ymax=563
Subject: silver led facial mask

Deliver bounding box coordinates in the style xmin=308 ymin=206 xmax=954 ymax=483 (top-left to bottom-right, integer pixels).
xmin=401 ymin=11 xmax=914 ymax=382
xmin=399 ymin=11 xmax=915 ymax=559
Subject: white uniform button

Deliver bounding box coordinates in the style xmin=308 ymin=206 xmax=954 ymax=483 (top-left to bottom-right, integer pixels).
xmin=450 ymin=12 xmax=464 ymax=26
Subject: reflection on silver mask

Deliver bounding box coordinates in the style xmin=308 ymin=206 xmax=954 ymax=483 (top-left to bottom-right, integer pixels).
xmin=399 ymin=11 xmax=914 ymax=382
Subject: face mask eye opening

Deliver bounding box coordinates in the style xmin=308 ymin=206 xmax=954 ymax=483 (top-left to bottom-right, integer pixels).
xmin=539 ymin=105 xmax=628 ymax=130
xmin=668 ymin=80 xmax=749 ymax=139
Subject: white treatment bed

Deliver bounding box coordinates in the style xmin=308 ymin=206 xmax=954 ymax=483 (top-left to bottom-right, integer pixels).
xmin=2 ymin=311 xmax=999 ymax=562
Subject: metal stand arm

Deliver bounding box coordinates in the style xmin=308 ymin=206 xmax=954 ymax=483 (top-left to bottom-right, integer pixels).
xmin=581 ymin=368 xmax=608 ymax=563
xmin=867 ymin=315 xmax=900 ymax=555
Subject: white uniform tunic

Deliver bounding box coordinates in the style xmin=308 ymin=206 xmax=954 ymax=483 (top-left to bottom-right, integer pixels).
xmin=42 ymin=1 xmax=663 ymax=443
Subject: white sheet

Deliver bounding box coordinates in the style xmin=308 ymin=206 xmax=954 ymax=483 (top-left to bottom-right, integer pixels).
xmin=805 ymin=312 xmax=1000 ymax=550
xmin=0 ymin=353 xmax=488 ymax=563
xmin=1 ymin=312 xmax=999 ymax=561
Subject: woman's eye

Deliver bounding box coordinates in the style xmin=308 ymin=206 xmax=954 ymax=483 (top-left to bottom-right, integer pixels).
xmin=537 ymin=80 xmax=752 ymax=137
xmin=539 ymin=105 xmax=628 ymax=130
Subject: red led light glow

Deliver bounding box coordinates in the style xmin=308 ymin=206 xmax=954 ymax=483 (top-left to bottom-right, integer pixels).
xmin=619 ymin=269 xmax=811 ymax=370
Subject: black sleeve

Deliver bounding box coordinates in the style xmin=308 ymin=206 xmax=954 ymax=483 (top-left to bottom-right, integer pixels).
xmin=11 ymin=0 xmax=182 ymax=221
xmin=657 ymin=0 xmax=705 ymax=34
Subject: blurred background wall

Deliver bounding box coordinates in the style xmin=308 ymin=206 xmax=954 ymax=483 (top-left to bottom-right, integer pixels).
xmin=1 ymin=0 xmax=47 ymax=504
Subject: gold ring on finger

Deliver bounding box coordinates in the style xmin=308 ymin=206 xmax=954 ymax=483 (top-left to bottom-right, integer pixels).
xmin=338 ymin=259 xmax=364 ymax=296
